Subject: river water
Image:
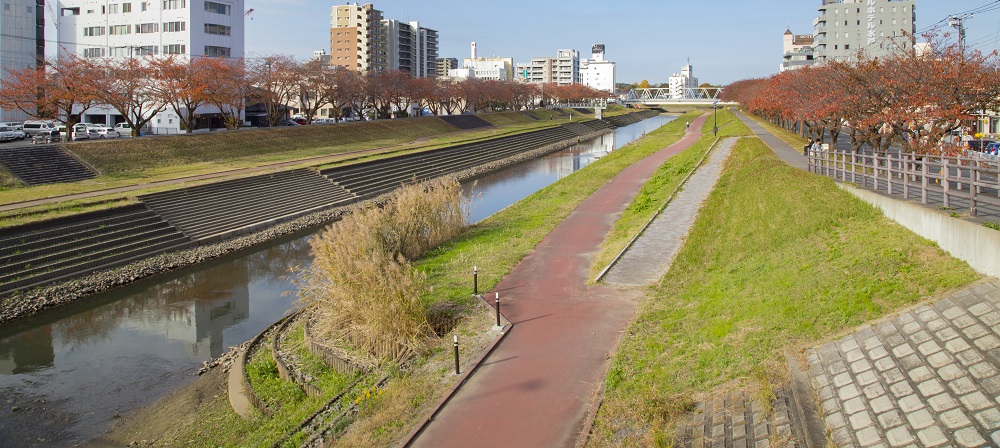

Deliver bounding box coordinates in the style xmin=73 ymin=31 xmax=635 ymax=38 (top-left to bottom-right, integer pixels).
xmin=0 ymin=115 xmax=674 ymax=446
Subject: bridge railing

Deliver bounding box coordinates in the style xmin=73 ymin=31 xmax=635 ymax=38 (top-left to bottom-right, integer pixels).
xmin=624 ymin=87 xmax=723 ymax=102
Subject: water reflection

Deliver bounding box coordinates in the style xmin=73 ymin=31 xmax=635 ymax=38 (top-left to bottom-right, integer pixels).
xmin=0 ymin=232 xmax=311 ymax=446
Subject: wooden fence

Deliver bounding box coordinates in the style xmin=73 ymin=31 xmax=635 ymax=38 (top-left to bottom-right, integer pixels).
xmin=807 ymin=149 xmax=1000 ymax=216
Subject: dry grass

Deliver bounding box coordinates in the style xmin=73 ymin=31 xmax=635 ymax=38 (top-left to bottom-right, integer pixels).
xmin=299 ymin=177 xmax=470 ymax=365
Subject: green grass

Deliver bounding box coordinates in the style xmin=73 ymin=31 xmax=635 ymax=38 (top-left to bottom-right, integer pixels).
xmin=165 ymin=329 xmax=367 ymax=448
xmin=589 ymin=110 xmax=737 ymax=280
xmin=587 ymin=137 xmax=980 ymax=447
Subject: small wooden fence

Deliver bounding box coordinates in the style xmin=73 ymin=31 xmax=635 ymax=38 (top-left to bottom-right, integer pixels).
xmin=807 ymin=149 xmax=1000 ymax=217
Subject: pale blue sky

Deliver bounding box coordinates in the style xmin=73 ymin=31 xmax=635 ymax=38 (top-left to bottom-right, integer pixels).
xmin=242 ymin=1 xmax=1000 ymax=85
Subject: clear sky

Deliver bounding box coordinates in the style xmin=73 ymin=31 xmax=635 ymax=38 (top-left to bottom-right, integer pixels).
xmin=241 ymin=0 xmax=1000 ymax=85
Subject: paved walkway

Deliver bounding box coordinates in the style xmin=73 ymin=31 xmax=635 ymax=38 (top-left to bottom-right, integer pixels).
xmin=410 ymin=115 xmax=710 ymax=448
xmin=604 ymin=137 xmax=735 ymax=285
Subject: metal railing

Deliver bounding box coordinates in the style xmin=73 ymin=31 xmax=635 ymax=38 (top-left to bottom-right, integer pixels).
xmin=807 ymin=149 xmax=1000 ymax=217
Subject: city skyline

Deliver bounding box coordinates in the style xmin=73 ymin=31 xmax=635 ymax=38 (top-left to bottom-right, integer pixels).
xmin=244 ymin=0 xmax=1000 ymax=85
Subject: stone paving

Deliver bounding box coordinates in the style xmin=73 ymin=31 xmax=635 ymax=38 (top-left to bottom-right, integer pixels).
xmin=808 ymin=279 xmax=1000 ymax=447
xmin=603 ymin=137 xmax=736 ymax=285
xmin=674 ymin=389 xmax=795 ymax=448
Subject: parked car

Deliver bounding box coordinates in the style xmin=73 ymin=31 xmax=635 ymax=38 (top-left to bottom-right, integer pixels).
xmin=21 ymin=121 xmax=55 ymax=136
xmin=113 ymin=122 xmax=148 ymax=136
xmin=967 ymin=139 xmax=998 ymax=151
xmin=92 ymin=125 xmax=120 ymax=139
xmin=0 ymin=121 xmax=23 ymax=130
xmin=53 ymin=124 xmax=95 ymax=141
xmin=31 ymin=129 xmax=62 ymax=144
xmin=0 ymin=126 xmax=21 ymax=142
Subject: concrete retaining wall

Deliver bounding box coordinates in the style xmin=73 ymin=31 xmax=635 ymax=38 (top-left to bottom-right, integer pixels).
xmin=839 ymin=184 xmax=1000 ymax=278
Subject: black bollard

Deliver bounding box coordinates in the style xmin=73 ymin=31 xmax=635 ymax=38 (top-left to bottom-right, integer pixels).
xmin=495 ymin=292 xmax=501 ymax=327
xmin=473 ymin=266 xmax=478 ymax=296
xmin=453 ymin=334 xmax=460 ymax=375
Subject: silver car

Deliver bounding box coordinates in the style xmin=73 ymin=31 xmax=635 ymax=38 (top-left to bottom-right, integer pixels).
xmin=0 ymin=126 xmax=24 ymax=142
xmin=92 ymin=125 xmax=120 ymax=139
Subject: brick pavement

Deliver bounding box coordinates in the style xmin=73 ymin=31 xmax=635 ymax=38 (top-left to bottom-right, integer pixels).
xmin=808 ymin=280 xmax=1000 ymax=447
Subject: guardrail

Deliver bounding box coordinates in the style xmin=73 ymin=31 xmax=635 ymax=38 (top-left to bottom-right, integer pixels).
xmin=807 ymin=149 xmax=1000 ymax=216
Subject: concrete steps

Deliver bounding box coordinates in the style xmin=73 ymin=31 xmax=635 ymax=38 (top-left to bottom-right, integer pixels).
xmin=0 ymin=204 xmax=191 ymax=294
xmin=0 ymin=145 xmax=96 ymax=185
xmin=139 ymin=169 xmax=353 ymax=242
xmin=322 ymin=126 xmax=580 ymax=199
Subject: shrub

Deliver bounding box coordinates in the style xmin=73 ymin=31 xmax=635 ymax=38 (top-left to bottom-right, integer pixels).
xmin=299 ymin=177 xmax=469 ymax=365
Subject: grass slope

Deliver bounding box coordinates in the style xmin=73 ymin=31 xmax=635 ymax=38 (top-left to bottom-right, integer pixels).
xmin=588 ymin=137 xmax=980 ymax=446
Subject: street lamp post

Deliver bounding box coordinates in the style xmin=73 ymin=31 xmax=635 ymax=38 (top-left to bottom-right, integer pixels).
xmin=712 ymin=100 xmax=719 ymax=136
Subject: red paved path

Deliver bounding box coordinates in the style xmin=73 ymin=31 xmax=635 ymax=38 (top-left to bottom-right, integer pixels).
xmin=411 ymin=115 xmax=708 ymax=448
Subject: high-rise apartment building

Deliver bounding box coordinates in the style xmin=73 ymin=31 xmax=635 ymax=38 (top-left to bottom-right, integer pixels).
xmin=330 ymin=4 xmax=437 ymax=77
xmin=813 ymin=0 xmax=916 ymax=63
xmin=330 ymin=3 xmax=386 ymax=72
xmin=436 ymin=57 xmax=457 ymax=77
xmin=0 ymin=0 xmax=44 ymax=121
xmin=581 ymin=44 xmax=615 ymax=93
xmin=384 ymin=19 xmax=437 ymax=77
xmin=56 ymin=0 xmax=245 ymax=131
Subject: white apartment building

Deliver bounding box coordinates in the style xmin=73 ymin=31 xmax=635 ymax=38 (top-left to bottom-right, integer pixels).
xmin=781 ymin=28 xmax=816 ymax=72
xmin=813 ymin=0 xmax=916 ymax=63
xmin=581 ymin=44 xmax=615 ymax=93
xmin=516 ymin=49 xmax=579 ymax=85
xmin=56 ymin=0 xmax=245 ymax=132
xmin=668 ymin=63 xmax=698 ymax=100
xmin=463 ymin=58 xmax=513 ymax=81
xmin=0 ymin=0 xmax=44 ymax=122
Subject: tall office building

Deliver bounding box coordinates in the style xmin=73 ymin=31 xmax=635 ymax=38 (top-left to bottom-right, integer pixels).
xmin=436 ymin=57 xmax=457 ymax=77
xmin=581 ymin=44 xmax=615 ymax=93
xmin=56 ymin=0 xmax=245 ymax=131
xmin=813 ymin=0 xmax=916 ymax=63
xmin=0 ymin=0 xmax=44 ymax=121
xmin=330 ymin=3 xmax=386 ymax=72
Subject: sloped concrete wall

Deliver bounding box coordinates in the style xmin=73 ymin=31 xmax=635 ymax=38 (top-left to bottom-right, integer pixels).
xmin=839 ymin=184 xmax=1000 ymax=278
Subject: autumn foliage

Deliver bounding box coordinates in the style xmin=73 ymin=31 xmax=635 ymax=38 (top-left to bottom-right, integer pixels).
xmin=724 ymin=35 xmax=1000 ymax=155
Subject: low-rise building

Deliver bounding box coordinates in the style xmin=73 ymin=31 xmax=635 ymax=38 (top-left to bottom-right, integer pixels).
xmin=781 ymin=28 xmax=816 ymax=72
xmin=668 ymin=63 xmax=698 ymax=100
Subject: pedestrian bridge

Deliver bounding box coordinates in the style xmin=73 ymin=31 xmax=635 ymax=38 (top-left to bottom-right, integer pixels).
xmin=623 ymin=87 xmax=738 ymax=107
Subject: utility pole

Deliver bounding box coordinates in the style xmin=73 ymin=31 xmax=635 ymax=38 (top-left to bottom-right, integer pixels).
xmin=949 ymin=15 xmax=969 ymax=58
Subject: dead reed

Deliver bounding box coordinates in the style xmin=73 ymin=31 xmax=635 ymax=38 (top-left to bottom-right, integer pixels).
xmin=299 ymin=177 xmax=469 ymax=365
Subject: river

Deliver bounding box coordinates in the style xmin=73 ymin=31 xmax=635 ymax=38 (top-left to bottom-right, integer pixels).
xmin=0 ymin=115 xmax=674 ymax=446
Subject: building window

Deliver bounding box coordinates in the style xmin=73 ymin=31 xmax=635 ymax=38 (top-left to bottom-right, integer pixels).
xmin=845 ymin=44 xmax=850 ymax=50
xmin=136 ymin=22 xmax=158 ymax=33
xmin=84 ymin=26 xmax=106 ymax=36
xmin=204 ymin=1 xmax=230 ymax=15
xmin=109 ymin=24 xmax=131 ymax=35
xmin=109 ymin=4 xmax=119 ymax=13
xmin=162 ymin=0 xmax=185 ymax=9
xmin=204 ymin=45 xmax=231 ymax=57
xmin=164 ymin=21 xmax=185 ymax=32
xmin=163 ymin=44 xmax=186 ymax=54
xmin=123 ymin=3 xmax=131 ymax=13
xmin=83 ymin=48 xmax=106 ymax=58
xmin=141 ymin=1 xmax=148 ymax=12
xmin=204 ymin=23 xmax=230 ymax=35
xmin=135 ymin=45 xmax=158 ymax=55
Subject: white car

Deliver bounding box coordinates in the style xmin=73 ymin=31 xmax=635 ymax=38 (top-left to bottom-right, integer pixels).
xmin=92 ymin=125 xmax=120 ymax=139
xmin=0 ymin=126 xmax=21 ymax=142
